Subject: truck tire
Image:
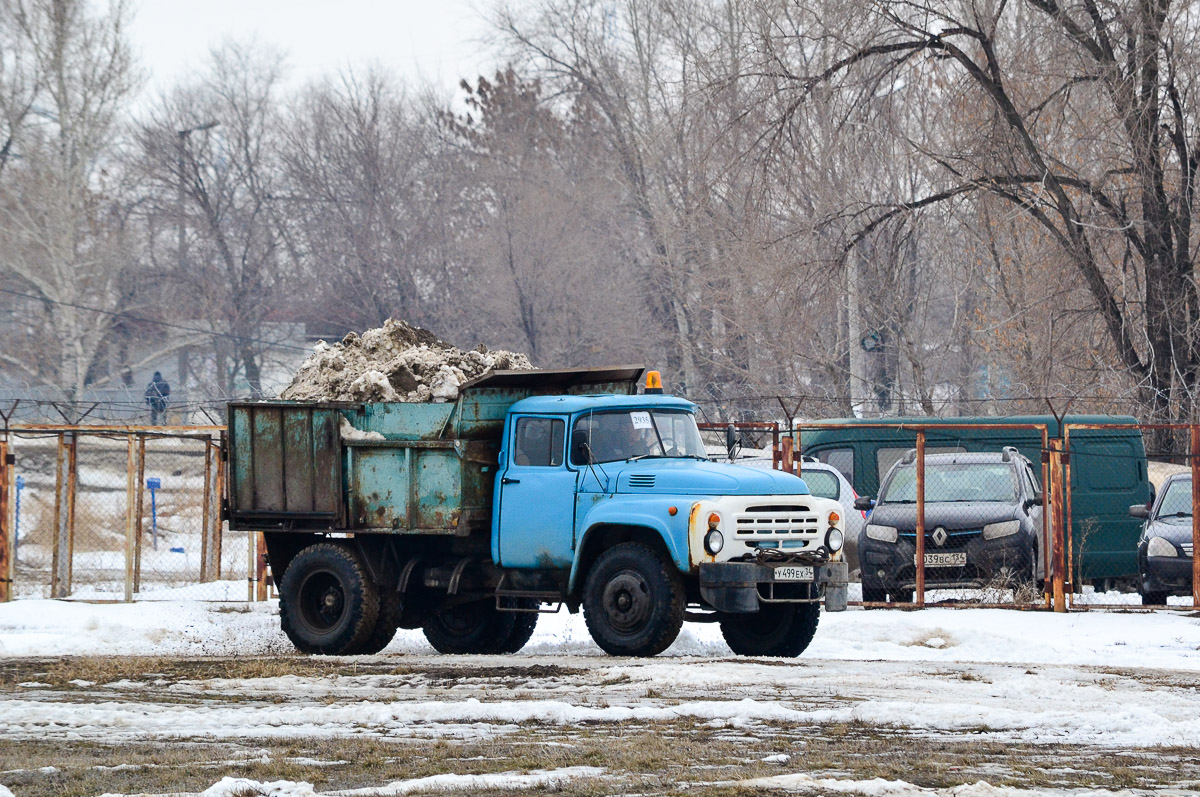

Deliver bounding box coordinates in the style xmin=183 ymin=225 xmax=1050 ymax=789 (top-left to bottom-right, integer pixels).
xmin=497 ymin=600 xmax=539 ymax=653
xmin=719 ymin=603 xmax=819 ymax=658
xmin=423 ymin=600 xmax=518 ymax=654
xmin=279 ymin=543 xmax=380 ymax=655
xmin=582 ymin=542 xmax=684 ymax=657
xmin=352 ymin=590 xmax=403 ymax=655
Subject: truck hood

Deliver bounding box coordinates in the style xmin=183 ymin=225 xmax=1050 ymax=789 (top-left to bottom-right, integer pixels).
xmin=611 ymin=460 xmax=810 ymax=496
xmin=869 ymin=501 xmax=1022 ymax=531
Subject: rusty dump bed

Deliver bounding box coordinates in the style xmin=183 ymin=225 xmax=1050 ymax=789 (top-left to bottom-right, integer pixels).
xmin=227 ymin=366 xmax=644 ymax=537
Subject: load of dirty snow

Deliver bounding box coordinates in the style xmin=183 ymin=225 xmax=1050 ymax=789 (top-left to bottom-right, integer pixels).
xmin=280 ymin=319 xmax=533 ymax=403
xmin=339 ymin=417 xmax=385 ymax=442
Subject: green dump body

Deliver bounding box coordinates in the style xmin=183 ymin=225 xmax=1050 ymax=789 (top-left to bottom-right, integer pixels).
xmin=227 ymin=367 xmax=644 ymax=538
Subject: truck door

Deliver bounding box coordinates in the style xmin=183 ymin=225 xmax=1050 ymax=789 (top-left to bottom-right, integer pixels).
xmin=497 ymin=415 xmax=577 ymax=568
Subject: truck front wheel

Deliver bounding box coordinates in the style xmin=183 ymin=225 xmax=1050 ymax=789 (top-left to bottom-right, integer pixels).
xmin=720 ymin=603 xmax=819 ymax=658
xmin=279 ymin=543 xmax=380 ymax=655
xmin=583 ymin=542 xmax=684 ymax=657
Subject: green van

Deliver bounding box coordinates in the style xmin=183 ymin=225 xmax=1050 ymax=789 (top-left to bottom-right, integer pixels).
xmin=800 ymin=416 xmax=1150 ymax=585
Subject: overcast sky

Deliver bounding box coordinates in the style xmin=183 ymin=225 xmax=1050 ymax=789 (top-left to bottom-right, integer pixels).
xmin=129 ymin=0 xmax=502 ymax=103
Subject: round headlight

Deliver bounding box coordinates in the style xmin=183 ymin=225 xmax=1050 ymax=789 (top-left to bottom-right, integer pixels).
xmin=826 ymin=527 xmax=844 ymax=553
xmin=704 ymin=529 xmax=725 ymax=555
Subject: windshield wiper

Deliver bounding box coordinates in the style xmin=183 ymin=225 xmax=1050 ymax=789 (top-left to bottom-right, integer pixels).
xmin=1159 ymin=511 xmax=1194 ymax=519
xmin=627 ymin=454 xmax=669 ymax=462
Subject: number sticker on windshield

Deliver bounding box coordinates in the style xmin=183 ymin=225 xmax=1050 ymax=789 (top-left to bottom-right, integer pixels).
xmin=630 ymin=411 xmax=653 ymax=429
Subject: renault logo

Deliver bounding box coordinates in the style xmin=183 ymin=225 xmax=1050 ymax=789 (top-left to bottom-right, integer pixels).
xmin=932 ymin=527 xmax=948 ymax=547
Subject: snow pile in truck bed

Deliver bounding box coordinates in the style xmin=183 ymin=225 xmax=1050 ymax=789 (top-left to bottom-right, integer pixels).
xmin=280 ymin=318 xmax=533 ymax=403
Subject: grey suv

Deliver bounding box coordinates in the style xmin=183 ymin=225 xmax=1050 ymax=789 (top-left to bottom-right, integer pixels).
xmin=855 ymin=448 xmax=1044 ymax=602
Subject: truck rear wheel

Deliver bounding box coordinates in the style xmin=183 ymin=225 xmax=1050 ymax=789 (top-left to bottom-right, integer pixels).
xmin=279 ymin=543 xmax=380 ymax=655
xmin=497 ymin=600 xmax=539 ymax=653
xmin=423 ymin=600 xmax=518 ymax=654
xmin=720 ymin=603 xmax=819 ymax=658
xmin=583 ymin=542 xmax=684 ymax=657
xmin=352 ymin=590 xmax=403 ymax=655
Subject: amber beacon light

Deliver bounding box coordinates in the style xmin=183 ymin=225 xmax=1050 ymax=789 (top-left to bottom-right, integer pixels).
xmin=645 ymin=370 xmax=663 ymax=394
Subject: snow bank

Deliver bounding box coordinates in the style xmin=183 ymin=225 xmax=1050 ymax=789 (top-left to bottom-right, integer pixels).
xmin=280 ymin=319 xmax=532 ymax=403
xmin=114 ymin=767 xmax=606 ymax=797
xmin=2 ymin=600 xmax=1200 ymax=672
xmin=726 ymin=774 xmax=1200 ymax=796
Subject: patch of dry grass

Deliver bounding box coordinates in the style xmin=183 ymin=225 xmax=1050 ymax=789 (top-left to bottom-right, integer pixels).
xmin=3 ymin=723 xmax=1198 ymax=797
xmin=4 ymin=657 xmax=1199 ymax=796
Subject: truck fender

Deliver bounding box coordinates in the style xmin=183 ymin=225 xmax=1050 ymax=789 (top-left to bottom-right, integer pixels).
xmin=568 ymin=507 xmax=689 ymax=594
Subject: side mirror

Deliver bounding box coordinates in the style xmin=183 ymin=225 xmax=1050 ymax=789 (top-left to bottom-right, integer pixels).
xmin=854 ymin=496 xmax=875 ymax=512
xmin=1024 ymin=495 xmax=1043 ymax=510
xmin=1128 ymin=504 xmax=1149 ymax=519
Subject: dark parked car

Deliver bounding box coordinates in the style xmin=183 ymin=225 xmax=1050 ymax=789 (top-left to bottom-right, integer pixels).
xmin=855 ymin=448 xmax=1044 ymax=602
xmin=1131 ymin=473 xmax=1195 ymax=606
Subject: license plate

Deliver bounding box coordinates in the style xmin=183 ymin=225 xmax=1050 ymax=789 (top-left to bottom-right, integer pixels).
xmin=773 ymin=566 xmax=814 ymax=582
xmin=918 ymin=552 xmax=967 ymax=567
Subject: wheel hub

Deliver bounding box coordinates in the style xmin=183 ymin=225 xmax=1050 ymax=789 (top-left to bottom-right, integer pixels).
xmin=602 ymin=571 xmax=650 ymax=633
xmin=297 ymin=570 xmax=346 ymax=633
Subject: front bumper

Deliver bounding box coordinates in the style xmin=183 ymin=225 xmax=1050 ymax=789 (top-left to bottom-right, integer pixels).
xmin=860 ymin=533 xmax=1032 ymax=591
xmin=1142 ymin=556 xmax=1194 ymax=595
xmin=699 ymin=560 xmax=849 ymax=613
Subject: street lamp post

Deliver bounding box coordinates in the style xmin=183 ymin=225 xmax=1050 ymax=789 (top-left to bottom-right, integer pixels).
xmin=175 ymin=121 xmax=219 ymax=391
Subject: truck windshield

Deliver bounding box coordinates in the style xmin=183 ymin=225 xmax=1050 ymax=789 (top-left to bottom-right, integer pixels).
xmin=881 ymin=462 xmax=1018 ymax=504
xmin=572 ymin=409 xmax=708 ymax=464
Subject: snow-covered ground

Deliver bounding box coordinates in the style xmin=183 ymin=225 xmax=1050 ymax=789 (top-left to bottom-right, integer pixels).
xmin=2 ymin=600 xmax=1199 ymax=796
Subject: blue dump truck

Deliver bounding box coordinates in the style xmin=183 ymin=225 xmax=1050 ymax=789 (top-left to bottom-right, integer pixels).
xmin=228 ymin=367 xmax=847 ymax=658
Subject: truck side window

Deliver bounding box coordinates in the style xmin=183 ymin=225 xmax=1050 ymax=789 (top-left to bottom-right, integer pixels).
xmin=513 ymin=417 xmax=565 ymax=467
xmin=817 ymin=448 xmax=854 ymax=484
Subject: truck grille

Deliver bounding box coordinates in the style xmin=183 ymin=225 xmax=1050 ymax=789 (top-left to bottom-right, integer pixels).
xmin=734 ymin=504 xmax=821 ymax=538
xmin=1183 ymin=542 xmax=1194 ymax=557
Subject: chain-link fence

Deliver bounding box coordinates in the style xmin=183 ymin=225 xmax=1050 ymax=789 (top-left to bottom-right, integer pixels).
xmin=1063 ymin=423 xmax=1199 ymax=609
xmin=3 ymin=418 xmax=1195 ymax=610
xmin=704 ymin=419 xmax=1198 ymax=611
xmin=1 ymin=426 xmax=263 ymax=601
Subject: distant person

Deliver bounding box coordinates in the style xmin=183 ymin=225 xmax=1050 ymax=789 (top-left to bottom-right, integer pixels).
xmin=145 ymin=371 xmax=171 ymax=425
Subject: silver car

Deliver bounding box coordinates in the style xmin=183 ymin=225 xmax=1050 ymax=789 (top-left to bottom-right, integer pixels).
xmin=798 ymin=458 xmax=867 ymax=580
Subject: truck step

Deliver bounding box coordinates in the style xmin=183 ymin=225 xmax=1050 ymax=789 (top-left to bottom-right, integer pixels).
xmin=495 ymin=590 xmax=565 ymax=613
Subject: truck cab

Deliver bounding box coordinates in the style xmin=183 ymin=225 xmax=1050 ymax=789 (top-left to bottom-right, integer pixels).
xmin=229 ymin=367 xmax=847 ymax=658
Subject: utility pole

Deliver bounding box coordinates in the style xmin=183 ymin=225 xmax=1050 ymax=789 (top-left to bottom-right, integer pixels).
xmin=176 ymin=121 xmax=219 ymax=391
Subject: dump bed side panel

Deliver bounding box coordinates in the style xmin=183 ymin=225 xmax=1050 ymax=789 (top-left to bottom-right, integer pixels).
xmin=228 ymin=402 xmax=344 ymax=528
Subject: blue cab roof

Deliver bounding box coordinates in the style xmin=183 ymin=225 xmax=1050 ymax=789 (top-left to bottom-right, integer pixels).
xmin=508 ymin=393 xmax=697 ymax=416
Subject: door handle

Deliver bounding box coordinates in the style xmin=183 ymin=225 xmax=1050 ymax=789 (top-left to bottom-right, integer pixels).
xmin=502 ymin=477 xmax=520 ymax=485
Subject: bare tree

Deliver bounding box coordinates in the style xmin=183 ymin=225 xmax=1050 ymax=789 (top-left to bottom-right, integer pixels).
xmin=0 ymin=0 xmax=142 ymax=400
xmin=137 ymin=42 xmax=288 ymax=397
xmin=747 ymin=0 xmax=1200 ymax=422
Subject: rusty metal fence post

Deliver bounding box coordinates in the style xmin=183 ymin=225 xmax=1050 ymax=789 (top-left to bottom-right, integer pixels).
xmin=134 ymin=434 xmax=146 ymax=593
xmin=915 ymin=430 xmax=926 ymax=607
xmin=1192 ymin=425 xmax=1199 ymax=608
xmin=1047 ymin=439 xmax=1067 ymax=612
xmin=51 ymin=432 xmax=77 ymax=598
xmin=0 ymin=437 xmax=10 ymax=603
xmin=124 ymin=434 xmax=139 ymax=602
xmin=256 ymin=532 xmax=268 ymax=601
